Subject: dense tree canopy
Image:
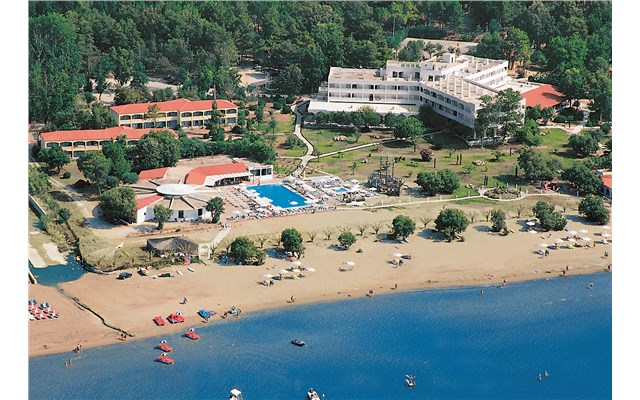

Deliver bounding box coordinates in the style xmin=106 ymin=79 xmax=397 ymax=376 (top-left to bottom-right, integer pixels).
xmin=281 ymin=228 xmax=304 ymax=257
xmin=37 ymin=144 xmax=71 ymax=173
xmin=532 ymin=201 xmax=566 ymax=231
xmin=127 ymin=130 xmax=181 ymax=172
xmin=99 ymin=186 xmax=137 ymax=224
xmin=391 ymin=215 xmax=416 ymax=241
xmin=578 ymin=195 xmax=610 ymax=225
xmin=434 ymin=208 xmax=469 ymax=241
xmin=229 ymin=236 xmax=265 ymax=265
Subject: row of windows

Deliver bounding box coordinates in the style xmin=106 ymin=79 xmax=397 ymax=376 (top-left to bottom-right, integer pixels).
xmin=119 ymin=109 xmax=237 ymax=121
xmin=47 ymin=140 xmax=138 ymax=148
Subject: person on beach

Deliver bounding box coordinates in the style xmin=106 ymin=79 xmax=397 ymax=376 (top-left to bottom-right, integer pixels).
xmin=589 ymin=282 xmax=593 ymax=289
xmin=604 ymin=252 xmax=608 ymax=258
xmin=480 ymin=290 xmax=484 ymax=296
xmin=183 ymin=297 xmax=188 ymax=304
xmin=290 ymin=296 xmax=295 ymax=303
xmin=394 ymin=283 xmax=398 ymax=290
xmin=538 ymin=373 xmax=542 ymax=381
xmin=368 ymin=289 xmax=374 ymax=297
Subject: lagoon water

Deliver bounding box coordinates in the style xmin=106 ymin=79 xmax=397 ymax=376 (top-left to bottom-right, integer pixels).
xmin=29 ymin=272 xmax=611 ymax=400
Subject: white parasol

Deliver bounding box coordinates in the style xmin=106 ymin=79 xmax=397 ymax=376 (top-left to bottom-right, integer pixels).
xmin=600 ymin=225 xmax=611 ymax=230
xmin=582 ymin=237 xmax=591 ymax=242
xmin=568 ymin=230 xmax=577 ymax=235
xmin=291 ymin=268 xmax=300 ymax=273
xmin=555 ymin=238 xmax=564 ymax=244
xmin=279 ymin=269 xmax=289 ymax=274
xmin=306 ymin=267 xmax=316 ymax=272
xmin=602 ymin=233 xmax=610 ymax=238
xmin=567 ymin=238 xmax=576 ymax=242
xmin=392 ymin=252 xmax=403 ymax=258
xmin=263 ymin=273 xmax=274 ymax=279
xmin=344 ymin=261 xmax=355 ymax=266
xmin=528 ymin=230 xmax=538 ymax=234
xmin=233 ymin=210 xmax=242 ymax=214
xmin=539 ymin=243 xmax=549 ymax=248
xmin=579 ymin=229 xmax=588 ymax=233
xmin=526 ymin=221 xmax=536 ymax=226
xmin=291 ymin=260 xmax=302 ymax=266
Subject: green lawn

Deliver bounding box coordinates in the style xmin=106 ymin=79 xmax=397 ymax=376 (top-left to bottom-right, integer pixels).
xmin=274 ymin=134 xmax=307 ymax=157
xmin=301 ymin=128 xmax=393 ymax=155
xmin=254 ymin=115 xmax=295 ymax=133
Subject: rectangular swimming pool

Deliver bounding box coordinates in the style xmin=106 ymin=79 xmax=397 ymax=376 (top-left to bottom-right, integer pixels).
xmin=246 ymin=184 xmax=308 ymax=209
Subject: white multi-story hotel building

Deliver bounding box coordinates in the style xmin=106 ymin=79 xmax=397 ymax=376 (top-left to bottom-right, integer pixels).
xmin=309 ymin=53 xmax=549 ymax=129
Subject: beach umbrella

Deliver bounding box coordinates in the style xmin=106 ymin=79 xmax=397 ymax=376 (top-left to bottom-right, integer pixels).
xmin=568 ymin=230 xmax=577 ymax=235
xmin=263 ymin=273 xmax=273 ymax=279
xmin=291 ymin=268 xmax=300 ymax=273
xmin=602 ymin=233 xmax=610 ymax=238
xmin=528 ymin=230 xmax=538 ymax=234
xmin=601 ymin=225 xmax=611 ymax=230
xmin=555 ymin=238 xmax=564 ymax=244
xmin=344 ymin=261 xmax=355 ymax=266
xmin=539 ymin=243 xmax=548 ymax=248
xmin=582 ymin=237 xmax=591 ymax=242
xmin=279 ymin=269 xmax=289 ymax=274
xmin=567 ymin=238 xmax=576 ymax=242
xmin=526 ymin=221 xmax=536 ymax=226
xmin=233 ymin=210 xmax=242 ymax=214
xmin=392 ymin=252 xmax=403 ymax=258
xmin=601 ymin=239 xmax=609 ymax=244
xmin=291 ymin=260 xmax=302 ymax=266
xmin=306 ymin=267 xmax=316 ymax=272
xmin=579 ymin=229 xmax=588 ymax=234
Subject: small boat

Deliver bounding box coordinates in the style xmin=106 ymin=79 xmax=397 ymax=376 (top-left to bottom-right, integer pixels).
xmin=306 ymin=388 xmax=321 ymax=400
xmin=159 ymin=272 xmax=172 ymax=278
xmin=187 ymin=267 xmax=195 ymax=272
xmin=167 ymin=313 xmax=185 ymax=324
xmin=156 ymin=353 xmax=174 ymax=364
xmin=405 ymin=374 xmax=416 ymax=387
xmin=176 ymin=270 xmax=183 ymax=276
xmin=156 ymin=340 xmax=173 ymax=352
xmin=185 ymin=328 xmax=200 ymax=340
xmin=291 ymin=339 xmax=306 ymax=347
xmin=153 ymin=316 xmax=166 ymax=326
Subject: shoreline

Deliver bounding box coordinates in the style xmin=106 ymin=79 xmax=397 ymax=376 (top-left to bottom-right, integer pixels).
xmin=29 ymin=208 xmax=612 ymax=358
xmin=29 ymin=264 xmax=609 ymax=358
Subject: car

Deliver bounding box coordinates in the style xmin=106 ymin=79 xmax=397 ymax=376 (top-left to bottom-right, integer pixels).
xmin=118 ymin=272 xmax=132 ymax=280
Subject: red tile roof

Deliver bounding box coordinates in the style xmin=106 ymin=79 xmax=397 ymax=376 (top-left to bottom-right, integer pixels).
xmin=40 ymin=126 xmax=177 ymax=142
xmin=135 ymin=194 xmax=163 ymax=210
xmin=110 ymin=99 xmax=236 ymax=115
xmin=521 ymin=84 xmax=564 ymax=109
xmin=138 ymin=167 xmax=169 ymax=181
xmin=185 ymin=163 xmax=249 ymax=185
xmin=602 ymin=175 xmax=612 ymax=189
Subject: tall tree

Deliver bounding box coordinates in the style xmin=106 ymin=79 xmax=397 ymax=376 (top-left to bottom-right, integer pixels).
xmin=153 ymin=204 xmax=172 ymax=230
xmin=77 ymin=150 xmax=112 ymax=192
xmin=37 ymin=144 xmax=71 ymax=173
xmin=206 ymin=197 xmax=225 ymax=223
xmin=393 ymin=117 xmax=424 ymax=152
xmin=29 ymin=13 xmax=82 ymax=126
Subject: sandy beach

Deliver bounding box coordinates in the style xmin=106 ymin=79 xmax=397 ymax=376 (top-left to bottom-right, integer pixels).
xmin=28 ymin=206 xmax=612 ymax=357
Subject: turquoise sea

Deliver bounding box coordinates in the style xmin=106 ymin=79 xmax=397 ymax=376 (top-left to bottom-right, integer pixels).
xmin=29 ymin=272 xmax=611 ymax=400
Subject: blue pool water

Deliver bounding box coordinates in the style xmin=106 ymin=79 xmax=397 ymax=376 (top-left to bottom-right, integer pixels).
xmin=29 ymin=253 xmax=85 ymax=286
xmin=333 ymin=187 xmax=347 ymax=193
xmin=29 ymin=273 xmax=611 ymax=399
xmin=247 ymin=184 xmax=308 ymax=209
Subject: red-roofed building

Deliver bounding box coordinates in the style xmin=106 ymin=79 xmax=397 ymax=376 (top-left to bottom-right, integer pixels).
xmin=109 ymin=98 xmax=237 ymax=130
xmin=521 ymin=84 xmax=565 ymax=109
xmin=599 ymin=171 xmax=612 ymax=199
xmin=39 ymin=126 xmax=177 ymax=159
xmin=186 ymin=163 xmax=252 ymax=186
xmin=138 ymin=167 xmax=169 ymax=181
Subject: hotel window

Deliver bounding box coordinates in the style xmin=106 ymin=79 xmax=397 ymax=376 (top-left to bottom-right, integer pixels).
xmin=178 ymin=210 xmax=184 ymax=219
xmin=204 ymin=110 xmax=212 ymax=116
xmin=120 ymin=115 xmax=131 ymax=120
xmin=227 ymin=109 xmax=237 ymax=114
xmin=193 ymin=111 xmax=204 ymax=117
xmin=167 ymin=112 xmax=178 ymax=117
xmin=132 ymin=114 xmax=143 ymax=120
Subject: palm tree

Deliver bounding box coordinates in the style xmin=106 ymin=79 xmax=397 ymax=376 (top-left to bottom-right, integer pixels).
xmin=206 ymin=197 xmax=225 ymax=223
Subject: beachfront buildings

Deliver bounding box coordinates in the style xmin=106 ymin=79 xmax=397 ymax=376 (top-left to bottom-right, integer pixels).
xmin=132 ymin=161 xmax=274 ymax=224
xmin=109 ymin=98 xmax=238 ymax=130
xmin=39 ymin=126 xmax=178 ymax=159
xmin=309 ymin=53 xmax=561 ymax=129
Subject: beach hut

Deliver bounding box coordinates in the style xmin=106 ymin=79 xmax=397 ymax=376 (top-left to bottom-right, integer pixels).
xmin=146 ymin=237 xmax=199 ymax=257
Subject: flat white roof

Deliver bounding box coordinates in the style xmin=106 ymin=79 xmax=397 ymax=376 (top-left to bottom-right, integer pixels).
xmin=308 ymin=100 xmax=419 ymax=116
